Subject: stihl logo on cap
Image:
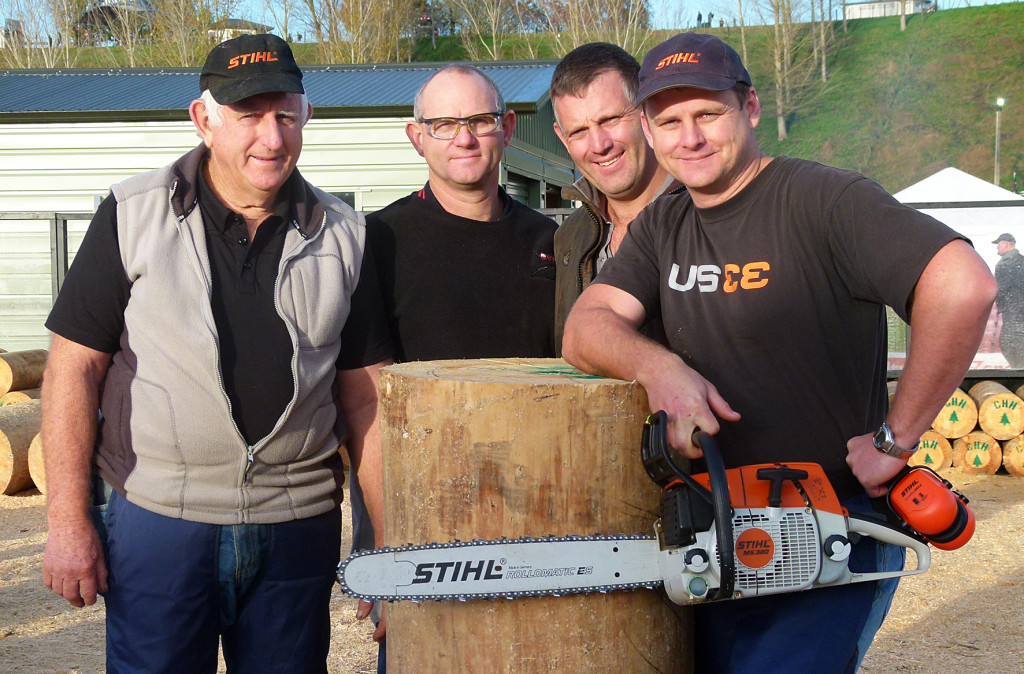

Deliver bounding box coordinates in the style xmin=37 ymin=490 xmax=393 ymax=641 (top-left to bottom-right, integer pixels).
xmin=656 ymin=52 xmax=701 ymax=70
xmin=228 ymin=51 xmax=279 ymax=69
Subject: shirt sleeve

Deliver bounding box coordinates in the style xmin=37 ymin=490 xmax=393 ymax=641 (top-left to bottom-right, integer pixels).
xmin=45 ymin=194 xmax=132 ymax=353
xmin=827 ymin=178 xmax=966 ymax=322
xmin=336 ymin=237 xmax=395 ymax=370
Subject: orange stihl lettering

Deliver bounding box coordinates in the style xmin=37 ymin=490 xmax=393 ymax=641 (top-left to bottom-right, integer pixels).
xmin=655 ymin=52 xmax=701 ymax=70
xmin=228 ymin=51 xmax=279 ymax=69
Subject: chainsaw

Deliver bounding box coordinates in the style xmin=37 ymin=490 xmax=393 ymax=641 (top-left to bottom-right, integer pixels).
xmin=338 ymin=411 xmax=974 ymax=605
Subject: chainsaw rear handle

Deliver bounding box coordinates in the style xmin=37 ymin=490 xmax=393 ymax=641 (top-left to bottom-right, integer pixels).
xmin=642 ymin=412 xmax=735 ymax=600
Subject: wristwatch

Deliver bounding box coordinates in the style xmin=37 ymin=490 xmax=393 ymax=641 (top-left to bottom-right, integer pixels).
xmin=872 ymin=422 xmax=919 ymax=459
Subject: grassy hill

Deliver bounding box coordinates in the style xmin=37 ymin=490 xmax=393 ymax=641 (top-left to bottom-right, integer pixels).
xmin=50 ymin=4 xmax=1024 ymax=193
xmin=741 ymin=4 xmax=1024 ymax=193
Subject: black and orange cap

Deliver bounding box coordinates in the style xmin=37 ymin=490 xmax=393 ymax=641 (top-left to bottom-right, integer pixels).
xmin=635 ymin=33 xmax=751 ymax=105
xmin=200 ymin=33 xmax=303 ymax=105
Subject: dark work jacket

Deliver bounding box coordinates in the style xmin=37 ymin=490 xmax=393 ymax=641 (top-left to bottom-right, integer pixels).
xmin=553 ymin=176 xmax=670 ymax=355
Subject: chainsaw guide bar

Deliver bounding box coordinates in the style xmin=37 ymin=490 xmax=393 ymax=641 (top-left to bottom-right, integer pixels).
xmin=339 ymin=534 xmax=663 ymax=603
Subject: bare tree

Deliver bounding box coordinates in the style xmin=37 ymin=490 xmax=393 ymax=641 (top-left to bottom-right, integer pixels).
xmin=551 ymin=0 xmax=652 ymax=57
xmin=0 ymin=0 xmax=84 ymax=67
xmin=736 ymin=0 xmax=748 ymax=64
xmin=449 ymin=0 xmax=513 ymax=60
xmin=93 ymin=0 xmax=153 ymax=67
xmin=765 ymin=0 xmax=818 ymax=141
xmin=303 ymin=0 xmax=407 ymax=63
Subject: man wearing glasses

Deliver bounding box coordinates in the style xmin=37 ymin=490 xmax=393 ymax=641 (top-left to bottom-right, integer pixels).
xmin=350 ymin=64 xmax=557 ymax=668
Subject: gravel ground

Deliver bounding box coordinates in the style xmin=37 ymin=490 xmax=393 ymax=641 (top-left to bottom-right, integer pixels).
xmin=1 ymin=472 xmax=1021 ymax=673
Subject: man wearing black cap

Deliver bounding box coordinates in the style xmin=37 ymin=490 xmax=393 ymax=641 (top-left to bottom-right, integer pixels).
xmin=993 ymin=233 xmax=1024 ymax=366
xmin=40 ymin=34 xmax=393 ymax=672
xmin=563 ymin=32 xmax=996 ymax=672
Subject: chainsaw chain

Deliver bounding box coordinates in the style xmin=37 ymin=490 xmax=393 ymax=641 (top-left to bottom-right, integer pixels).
xmin=337 ymin=533 xmax=661 ymax=603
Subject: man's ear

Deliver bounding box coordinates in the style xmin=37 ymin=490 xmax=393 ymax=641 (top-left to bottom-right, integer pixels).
xmin=405 ymin=121 xmax=425 ymax=157
xmin=745 ymin=88 xmax=761 ymax=130
xmin=189 ymin=99 xmax=214 ymax=147
xmin=304 ymin=100 xmax=314 ymax=125
xmin=501 ymin=110 xmax=517 ymax=148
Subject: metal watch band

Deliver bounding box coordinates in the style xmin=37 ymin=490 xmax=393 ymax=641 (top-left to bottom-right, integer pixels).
xmin=873 ymin=422 xmax=918 ymax=459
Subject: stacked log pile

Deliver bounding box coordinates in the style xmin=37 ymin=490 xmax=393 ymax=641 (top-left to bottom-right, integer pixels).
xmin=910 ymin=381 xmax=1024 ymax=476
xmin=0 ymin=349 xmax=47 ymax=494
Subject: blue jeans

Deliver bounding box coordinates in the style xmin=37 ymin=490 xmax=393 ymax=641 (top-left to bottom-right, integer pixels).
xmin=99 ymin=489 xmax=340 ymax=673
xmin=693 ymin=494 xmax=904 ymax=673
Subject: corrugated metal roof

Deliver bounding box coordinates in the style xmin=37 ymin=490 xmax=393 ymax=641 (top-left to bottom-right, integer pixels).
xmin=0 ymin=61 xmax=558 ymax=118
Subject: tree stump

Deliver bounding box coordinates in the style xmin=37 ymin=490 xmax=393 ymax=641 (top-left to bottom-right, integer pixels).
xmin=969 ymin=381 xmax=1024 ymax=440
xmin=910 ymin=430 xmax=952 ymax=471
xmin=0 ymin=350 xmax=48 ymax=397
xmin=930 ymin=388 xmax=977 ymax=439
xmin=380 ymin=358 xmax=691 ymax=673
xmin=1000 ymin=435 xmax=1024 ymax=478
xmin=0 ymin=388 xmax=41 ymax=407
xmin=952 ymin=432 xmax=1002 ymax=475
xmin=28 ymin=432 xmax=46 ymax=494
xmin=0 ymin=400 xmax=42 ymax=494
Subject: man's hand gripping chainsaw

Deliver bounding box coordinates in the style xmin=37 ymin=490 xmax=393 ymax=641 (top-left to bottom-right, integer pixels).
xmin=338 ymin=411 xmax=974 ymax=605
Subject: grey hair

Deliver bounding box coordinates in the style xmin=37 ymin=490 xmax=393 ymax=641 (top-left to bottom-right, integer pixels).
xmin=412 ymin=65 xmax=505 ymax=120
xmin=198 ymin=89 xmax=310 ymax=129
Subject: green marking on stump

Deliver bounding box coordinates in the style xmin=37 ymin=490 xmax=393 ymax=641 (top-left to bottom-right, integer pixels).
xmin=950 ymin=411 xmax=960 ymax=423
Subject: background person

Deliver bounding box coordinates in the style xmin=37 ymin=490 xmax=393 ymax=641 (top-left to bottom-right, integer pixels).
xmin=40 ymin=33 xmax=393 ymax=672
xmin=550 ymin=42 xmax=677 ymax=351
xmin=562 ymin=32 xmax=996 ymax=672
xmin=992 ymin=232 xmax=1024 ymax=367
xmin=348 ymin=63 xmax=557 ymax=665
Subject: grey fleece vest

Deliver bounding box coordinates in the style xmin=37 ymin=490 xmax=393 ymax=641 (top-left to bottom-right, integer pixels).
xmin=95 ymin=157 xmax=365 ymax=525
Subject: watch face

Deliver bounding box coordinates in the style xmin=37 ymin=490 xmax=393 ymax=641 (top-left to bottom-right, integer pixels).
xmin=873 ymin=426 xmax=890 ymax=449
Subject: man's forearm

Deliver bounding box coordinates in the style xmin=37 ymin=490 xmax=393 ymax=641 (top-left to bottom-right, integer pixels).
xmin=339 ymin=360 xmax=391 ymax=547
xmin=888 ymin=241 xmax=998 ymax=448
xmin=42 ymin=336 xmax=110 ymax=527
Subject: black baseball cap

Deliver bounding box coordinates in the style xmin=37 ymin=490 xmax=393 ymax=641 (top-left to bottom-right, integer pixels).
xmin=993 ymin=233 xmax=1016 ymax=244
xmin=200 ymin=34 xmax=303 ymax=105
xmin=635 ymin=33 xmax=751 ymax=105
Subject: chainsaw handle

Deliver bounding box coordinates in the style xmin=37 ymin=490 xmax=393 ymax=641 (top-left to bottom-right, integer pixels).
xmin=691 ymin=429 xmax=735 ymax=601
xmin=847 ymin=513 xmax=931 ymax=578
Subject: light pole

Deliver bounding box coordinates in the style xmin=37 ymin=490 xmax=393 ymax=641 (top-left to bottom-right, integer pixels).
xmin=995 ymin=97 xmax=1005 ymax=186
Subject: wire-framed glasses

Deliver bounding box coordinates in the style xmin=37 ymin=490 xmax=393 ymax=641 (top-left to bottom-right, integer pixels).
xmin=418 ymin=112 xmax=505 ymax=140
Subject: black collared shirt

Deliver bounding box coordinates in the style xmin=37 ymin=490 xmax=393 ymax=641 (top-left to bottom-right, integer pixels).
xmin=196 ymin=170 xmax=293 ymax=443
xmin=48 ymin=162 xmax=393 ymax=446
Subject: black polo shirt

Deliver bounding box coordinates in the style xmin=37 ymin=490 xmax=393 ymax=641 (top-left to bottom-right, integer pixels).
xmin=47 ymin=165 xmax=392 ymax=445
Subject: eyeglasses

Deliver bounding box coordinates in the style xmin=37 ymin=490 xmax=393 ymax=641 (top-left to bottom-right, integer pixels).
xmin=417 ymin=112 xmax=505 ymax=140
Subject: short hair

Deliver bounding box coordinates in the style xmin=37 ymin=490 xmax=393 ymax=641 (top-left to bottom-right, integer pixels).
xmin=413 ymin=65 xmax=506 ymax=120
xmin=198 ymin=89 xmax=310 ymax=129
xmin=550 ymin=43 xmax=640 ymax=126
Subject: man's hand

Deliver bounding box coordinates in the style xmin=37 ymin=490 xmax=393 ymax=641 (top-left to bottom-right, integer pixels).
xmin=42 ymin=517 xmax=107 ymax=608
xmin=845 ymin=433 xmax=907 ymax=497
xmin=639 ymin=353 xmax=741 ymax=458
xmin=356 ymin=599 xmax=387 ymax=642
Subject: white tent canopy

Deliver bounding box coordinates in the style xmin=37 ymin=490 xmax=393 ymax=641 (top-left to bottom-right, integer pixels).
xmin=894 ymin=166 xmax=1024 ymax=371
xmin=894 ymin=167 xmax=1024 ymax=204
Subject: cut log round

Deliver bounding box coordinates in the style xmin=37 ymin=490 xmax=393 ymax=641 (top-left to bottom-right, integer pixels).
xmin=28 ymin=432 xmax=45 ymax=493
xmin=930 ymin=388 xmax=978 ymax=439
xmin=0 ymin=349 xmax=48 ymax=397
xmin=952 ymin=432 xmax=1002 ymax=475
xmin=380 ymin=358 xmax=691 ymax=673
xmin=1001 ymin=435 xmax=1024 ymax=478
xmin=910 ymin=431 xmax=952 ymax=471
xmin=0 ymin=387 xmax=41 ymax=407
xmin=968 ymin=381 xmax=1024 ymax=440
xmin=0 ymin=399 xmax=42 ymax=494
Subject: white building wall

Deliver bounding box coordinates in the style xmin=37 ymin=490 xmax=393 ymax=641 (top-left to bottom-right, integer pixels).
xmin=844 ymin=0 xmax=930 ymax=20
xmin=0 ymin=117 xmax=427 ymax=350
